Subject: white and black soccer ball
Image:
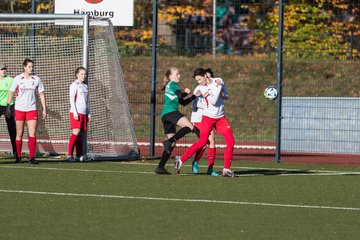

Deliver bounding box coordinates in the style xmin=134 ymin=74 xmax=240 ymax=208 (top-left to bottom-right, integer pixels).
xmin=264 ymin=86 xmax=278 ymax=100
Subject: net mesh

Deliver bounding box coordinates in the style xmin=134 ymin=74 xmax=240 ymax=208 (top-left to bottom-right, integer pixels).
xmin=0 ymin=16 xmax=139 ymax=160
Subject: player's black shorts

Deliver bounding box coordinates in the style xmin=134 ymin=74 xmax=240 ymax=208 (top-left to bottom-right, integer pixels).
xmin=161 ymin=110 xmax=184 ymax=134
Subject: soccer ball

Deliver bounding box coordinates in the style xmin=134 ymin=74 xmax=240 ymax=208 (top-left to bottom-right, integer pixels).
xmin=264 ymin=86 xmax=278 ymax=100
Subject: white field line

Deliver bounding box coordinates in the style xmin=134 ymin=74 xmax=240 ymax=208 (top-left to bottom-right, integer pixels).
xmin=0 ymin=165 xmax=359 ymax=177
xmin=0 ymin=189 xmax=359 ymax=212
xmin=0 ymin=165 xmax=154 ymax=175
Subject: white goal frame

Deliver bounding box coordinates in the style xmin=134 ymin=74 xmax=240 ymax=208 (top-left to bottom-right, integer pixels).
xmin=0 ymin=14 xmax=140 ymax=161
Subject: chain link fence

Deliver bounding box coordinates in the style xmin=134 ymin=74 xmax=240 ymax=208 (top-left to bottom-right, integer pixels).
xmin=118 ymin=0 xmax=359 ymax=164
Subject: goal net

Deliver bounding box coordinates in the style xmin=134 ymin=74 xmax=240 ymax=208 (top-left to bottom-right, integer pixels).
xmin=0 ymin=14 xmax=139 ymax=160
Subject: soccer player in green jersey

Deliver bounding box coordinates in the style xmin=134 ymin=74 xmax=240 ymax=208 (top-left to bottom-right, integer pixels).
xmin=0 ymin=63 xmax=17 ymax=161
xmin=155 ymin=67 xmax=196 ymax=174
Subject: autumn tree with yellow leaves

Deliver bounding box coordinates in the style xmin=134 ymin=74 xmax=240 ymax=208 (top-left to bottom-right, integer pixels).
xmin=240 ymin=0 xmax=359 ymax=59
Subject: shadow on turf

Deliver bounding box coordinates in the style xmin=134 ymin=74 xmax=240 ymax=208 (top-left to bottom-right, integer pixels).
xmin=233 ymin=169 xmax=311 ymax=176
xmin=188 ymin=169 xmax=311 ymax=177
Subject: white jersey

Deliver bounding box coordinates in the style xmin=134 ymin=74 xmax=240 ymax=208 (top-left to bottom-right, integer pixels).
xmin=191 ymin=85 xmax=207 ymax=123
xmin=10 ymin=73 xmax=44 ymax=112
xmin=69 ymin=80 xmax=90 ymax=116
xmin=199 ymin=78 xmax=227 ymax=119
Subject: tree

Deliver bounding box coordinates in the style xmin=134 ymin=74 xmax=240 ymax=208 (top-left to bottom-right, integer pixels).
xmin=247 ymin=0 xmax=359 ymax=59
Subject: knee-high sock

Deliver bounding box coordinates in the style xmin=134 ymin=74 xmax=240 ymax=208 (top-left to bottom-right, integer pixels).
xmin=168 ymin=127 xmax=192 ymax=144
xmin=5 ymin=115 xmax=16 ymax=154
xmin=194 ymin=145 xmax=206 ymax=163
xmin=75 ymin=135 xmax=83 ymax=157
xmin=221 ymin=129 xmax=235 ymax=169
xmin=207 ymin=147 xmax=216 ymax=168
xmin=16 ymin=139 xmax=22 ymax=159
xmin=68 ymin=134 xmax=78 ymax=157
xmin=158 ymin=147 xmax=174 ymax=168
xmin=28 ymin=137 xmax=36 ymax=158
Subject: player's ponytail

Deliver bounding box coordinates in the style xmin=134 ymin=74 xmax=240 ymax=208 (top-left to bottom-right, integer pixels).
xmin=162 ymin=67 xmax=177 ymax=91
xmin=204 ymin=68 xmax=214 ymax=78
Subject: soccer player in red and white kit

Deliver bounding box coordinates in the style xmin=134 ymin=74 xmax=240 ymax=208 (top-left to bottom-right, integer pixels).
xmin=190 ymin=68 xmax=229 ymax=176
xmin=6 ymin=59 xmax=47 ymax=164
xmin=67 ymin=67 xmax=90 ymax=162
xmin=175 ymin=68 xmax=235 ymax=177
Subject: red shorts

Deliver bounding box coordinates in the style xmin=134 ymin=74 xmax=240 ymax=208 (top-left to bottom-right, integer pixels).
xmin=15 ymin=110 xmax=38 ymax=121
xmin=70 ymin=113 xmax=88 ymax=131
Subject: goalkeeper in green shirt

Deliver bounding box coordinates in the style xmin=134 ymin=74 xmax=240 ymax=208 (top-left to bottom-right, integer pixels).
xmin=0 ymin=63 xmax=17 ymax=161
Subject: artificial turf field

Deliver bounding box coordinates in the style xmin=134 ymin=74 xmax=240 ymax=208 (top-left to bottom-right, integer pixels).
xmin=0 ymin=156 xmax=359 ymax=240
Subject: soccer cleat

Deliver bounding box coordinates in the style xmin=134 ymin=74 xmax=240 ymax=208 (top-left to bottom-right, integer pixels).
xmin=76 ymin=156 xmax=86 ymax=162
xmin=15 ymin=157 xmax=22 ymax=164
xmin=192 ymin=160 xmax=199 ymax=175
xmin=67 ymin=156 xmax=76 ymax=162
xmin=174 ymin=158 xmax=183 ymax=174
xmin=155 ymin=167 xmax=171 ymax=175
xmin=28 ymin=157 xmax=39 ymax=164
xmin=207 ymin=168 xmax=219 ymax=177
xmin=221 ymin=169 xmax=235 ymax=178
xmin=162 ymin=140 xmax=172 ymax=153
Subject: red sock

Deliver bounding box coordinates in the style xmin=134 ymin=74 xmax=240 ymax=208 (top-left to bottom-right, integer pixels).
xmin=75 ymin=135 xmax=83 ymax=157
xmin=28 ymin=137 xmax=36 ymax=158
xmin=207 ymin=147 xmax=216 ymax=168
xmin=68 ymin=134 xmax=78 ymax=156
xmin=16 ymin=139 xmax=22 ymax=158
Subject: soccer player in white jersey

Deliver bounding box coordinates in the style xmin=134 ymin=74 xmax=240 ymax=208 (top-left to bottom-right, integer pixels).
xmin=67 ymin=67 xmax=90 ymax=162
xmin=6 ymin=59 xmax=47 ymax=164
xmin=175 ymin=68 xmax=235 ymax=177
xmin=190 ymin=68 xmax=229 ymax=176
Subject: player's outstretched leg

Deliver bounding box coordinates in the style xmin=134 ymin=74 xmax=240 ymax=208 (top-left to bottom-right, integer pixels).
xmin=162 ymin=126 xmax=192 ymax=153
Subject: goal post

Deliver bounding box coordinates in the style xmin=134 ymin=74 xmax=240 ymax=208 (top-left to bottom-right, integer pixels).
xmin=0 ymin=14 xmax=140 ymax=161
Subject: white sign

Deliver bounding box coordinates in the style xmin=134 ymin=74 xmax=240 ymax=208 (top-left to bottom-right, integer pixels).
xmin=55 ymin=0 xmax=133 ymax=26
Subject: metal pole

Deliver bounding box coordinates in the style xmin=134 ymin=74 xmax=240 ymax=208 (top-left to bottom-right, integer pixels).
xmin=82 ymin=15 xmax=89 ymax=69
xmin=30 ymin=0 xmax=36 ymax=67
xmin=82 ymin=14 xmax=89 ymax=159
xmin=150 ymin=0 xmax=158 ymax=157
xmin=31 ymin=0 xmax=36 ymax=13
xmin=275 ymin=0 xmax=284 ymax=163
xmin=212 ymin=0 xmax=217 ymax=59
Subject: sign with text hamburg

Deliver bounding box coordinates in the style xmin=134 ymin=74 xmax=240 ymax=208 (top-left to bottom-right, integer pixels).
xmin=55 ymin=0 xmax=133 ymax=26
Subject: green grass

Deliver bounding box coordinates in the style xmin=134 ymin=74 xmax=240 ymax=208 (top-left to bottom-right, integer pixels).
xmin=0 ymin=157 xmax=359 ymax=240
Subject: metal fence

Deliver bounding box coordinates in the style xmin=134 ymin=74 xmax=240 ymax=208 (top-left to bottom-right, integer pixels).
xmin=118 ymin=0 xmax=359 ymax=164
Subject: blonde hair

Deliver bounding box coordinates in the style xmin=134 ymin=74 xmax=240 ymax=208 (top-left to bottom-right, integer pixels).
xmin=161 ymin=67 xmax=178 ymax=91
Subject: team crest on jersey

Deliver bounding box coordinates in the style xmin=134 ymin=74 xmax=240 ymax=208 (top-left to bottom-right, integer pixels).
xmin=85 ymin=0 xmax=103 ymax=4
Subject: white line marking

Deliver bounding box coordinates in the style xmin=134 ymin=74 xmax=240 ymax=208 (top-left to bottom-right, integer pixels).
xmin=0 ymin=189 xmax=359 ymax=212
xmin=0 ymin=165 xmax=359 ymax=177
xmin=0 ymin=165 xmax=153 ymax=175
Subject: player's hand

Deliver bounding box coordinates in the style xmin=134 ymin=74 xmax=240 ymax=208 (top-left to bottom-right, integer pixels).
xmin=184 ymin=88 xmax=191 ymax=94
xmin=74 ymin=115 xmax=79 ymax=120
xmin=42 ymin=110 xmax=47 ymax=120
xmin=195 ymin=90 xmax=202 ymax=97
xmin=215 ymin=79 xmax=222 ymax=85
xmin=5 ymin=105 xmax=11 ymax=118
